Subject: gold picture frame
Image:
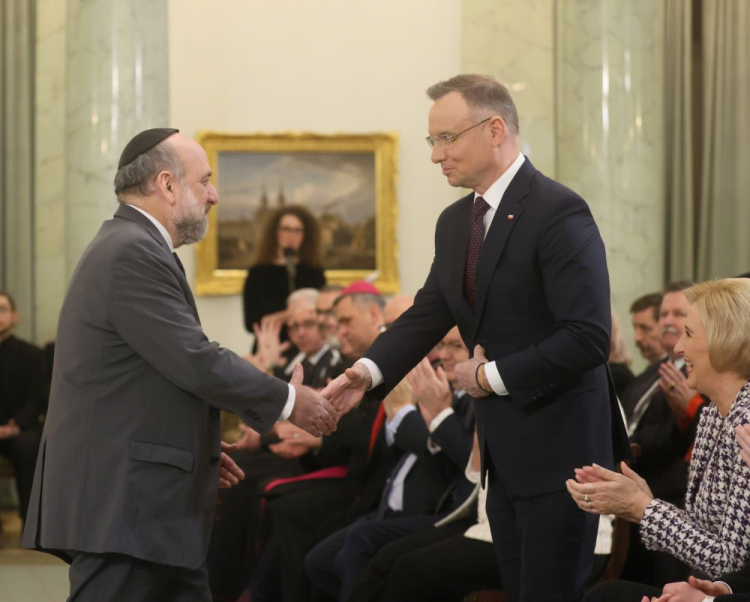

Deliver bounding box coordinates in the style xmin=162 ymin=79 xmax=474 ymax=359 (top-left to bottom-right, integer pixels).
xmin=195 ymin=131 xmax=399 ymax=296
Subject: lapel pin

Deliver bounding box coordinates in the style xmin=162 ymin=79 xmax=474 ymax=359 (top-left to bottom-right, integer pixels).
xmin=507 ymin=214 xmax=514 ymax=220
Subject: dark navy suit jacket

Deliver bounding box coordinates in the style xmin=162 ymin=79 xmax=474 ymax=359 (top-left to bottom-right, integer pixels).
xmin=364 ymin=158 xmax=630 ymax=498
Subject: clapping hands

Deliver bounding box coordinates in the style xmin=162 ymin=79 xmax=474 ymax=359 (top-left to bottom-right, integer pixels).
xmin=566 ymin=461 xmax=654 ymax=523
xmin=406 ymin=357 xmax=452 ymax=424
xmin=246 ymin=316 xmax=291 ymax=373
xmin=640 ymin=576 xmax=731 ymax=601
xmin=658 ymin=362 xmax=696 ymax=419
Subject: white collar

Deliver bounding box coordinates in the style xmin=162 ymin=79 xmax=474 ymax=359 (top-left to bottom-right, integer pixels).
xmin=125 ymin=204 xmax=175 ymax=252
xmin=307 ymin=344 xmax=331 ymax=366
xmin=474 ymin=153 xmax=526 ymax=209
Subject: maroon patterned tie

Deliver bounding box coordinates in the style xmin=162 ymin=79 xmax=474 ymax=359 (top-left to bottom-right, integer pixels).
xmin=464 ymin=196 xmax=491 ymax=310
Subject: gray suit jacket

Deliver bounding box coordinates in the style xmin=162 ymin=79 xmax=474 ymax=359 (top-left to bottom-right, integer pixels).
xmin=22 ymin=205 xmax=289 ymax=569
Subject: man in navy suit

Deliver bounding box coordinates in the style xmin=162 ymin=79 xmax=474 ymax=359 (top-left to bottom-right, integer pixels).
xmin=324 ymin=74 xmax=630 ymax=602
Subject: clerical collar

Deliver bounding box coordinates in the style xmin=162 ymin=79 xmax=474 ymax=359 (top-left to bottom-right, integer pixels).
xmin=125 ymin=204 xmax=175 ymax=252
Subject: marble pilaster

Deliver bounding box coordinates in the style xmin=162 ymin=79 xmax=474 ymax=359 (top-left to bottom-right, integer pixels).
xmin=65 ymin=0 xmax=170 ymax=270
xmin=463 ymin=0 xmax=557 ymax=177
xmin=556 ymin=0 xmax=666 ymax=370
xmin=35 ymin=0 xmax=68 ymax=343
xmin=35 ymin=0 xmax=169 ymax=342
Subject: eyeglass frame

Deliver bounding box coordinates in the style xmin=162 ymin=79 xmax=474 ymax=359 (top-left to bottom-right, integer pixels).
xmin=278 ymin=225 xmax=304 ymax=235
xmin=426 ymin=117 xmax=492 ymax=149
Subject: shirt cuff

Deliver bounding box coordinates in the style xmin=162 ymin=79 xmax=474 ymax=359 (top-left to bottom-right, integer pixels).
xmin=385 ymin=405 xmax=416 ymax=445
xmin=278 ymin=383 xmax=296 ymax=421
xmin=715 ymin=581 xmax=732 ymax=594
xmin=483 ymin=361 xmax=509 ymax=396
xmin=429 ymin=408 xmax=455 ymax=433
xmin=356 ymin=359 xmax=383 ymax=389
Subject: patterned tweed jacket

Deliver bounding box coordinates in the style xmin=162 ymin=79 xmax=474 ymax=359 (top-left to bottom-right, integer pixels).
xmin=640 ymin=381 xmax=750 ymax=578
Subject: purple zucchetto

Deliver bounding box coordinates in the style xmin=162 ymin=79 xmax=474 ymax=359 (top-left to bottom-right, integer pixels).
xmin=117 ymin=128 xmax=180 ymax=169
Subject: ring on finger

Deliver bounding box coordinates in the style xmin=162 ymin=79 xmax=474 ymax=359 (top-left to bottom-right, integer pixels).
xmin=668 ymin=384 xmax=676 ymax=391
xmin=584 ymin=493 xmax=590 ymax=503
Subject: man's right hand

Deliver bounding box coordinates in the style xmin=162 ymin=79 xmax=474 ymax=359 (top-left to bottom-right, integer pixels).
xmin=288 ymin=364 xmax=339 ymax=437
xmin=321 ymin=363 xmax=371 ymax=415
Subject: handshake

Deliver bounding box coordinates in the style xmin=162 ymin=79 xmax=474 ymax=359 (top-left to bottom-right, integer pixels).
xmin=287 ymin=363 xmax=372 ymax=437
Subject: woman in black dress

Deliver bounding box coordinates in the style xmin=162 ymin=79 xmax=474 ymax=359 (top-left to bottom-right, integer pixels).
xmin=243 ymin=205 xmax=326 ymax=337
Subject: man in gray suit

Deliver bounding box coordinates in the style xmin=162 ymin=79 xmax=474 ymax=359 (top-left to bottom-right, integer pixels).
xmin=22 ymin=128 xmax=338 ymax=601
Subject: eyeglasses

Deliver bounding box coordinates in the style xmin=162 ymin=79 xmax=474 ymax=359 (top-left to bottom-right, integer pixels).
xmin=426 ymin=117 xmax=491 ymax=149
xmin=278 ymin=226 xmax=304 ymax=235
xmin=287 ymin=319 xmax=318 ymax=333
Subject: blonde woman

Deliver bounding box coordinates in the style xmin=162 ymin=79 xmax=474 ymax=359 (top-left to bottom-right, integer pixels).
xmin=568 ymin=279 xmax=750 ymax=601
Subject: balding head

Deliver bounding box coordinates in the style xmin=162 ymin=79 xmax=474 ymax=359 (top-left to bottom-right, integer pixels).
xmin=384 ymin=295 xmax=414 ymax=328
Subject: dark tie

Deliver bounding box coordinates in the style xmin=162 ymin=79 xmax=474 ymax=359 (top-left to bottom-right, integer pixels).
xmin=300 ymin=357 xmax=314 ymax=383
xmin=172 ymin=252 xmax=186 ymax=276
xmin=376 ymin=453 xmax=411 ymax=519
xmin=464 ymin=197 xmax=491 ymax=310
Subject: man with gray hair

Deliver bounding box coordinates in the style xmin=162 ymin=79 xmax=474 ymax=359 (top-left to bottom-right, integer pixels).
xmin=22 ymin=128 xmax=338 ymax=601
xmin=325 ymin=75 xmax=630 ymax=602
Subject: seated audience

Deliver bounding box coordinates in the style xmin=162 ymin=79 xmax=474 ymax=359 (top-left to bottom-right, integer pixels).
xmin=0 ymin=291 xmax=48 ymax=524
xmin=316 ymin=285 xmax=344 ymax=347
xmin=305 ymin=326 xmax=475 ymax=601
xmin=245 ymin=283 xmax=395 ymax=602
xmin=207 ymin=288 xmax=344 ymax=599
xmin=620 ymin=282 xmax=709 ymax=585
xmin=630 ymin=292 xmax=667 ymax=365
xmin=589 ymin=422 xmax=750 ymax=602
xmin=569 ymin=278 xmax=750 ymax=600
xmin=277 ymin=289 xmax=344 ymax=387
xmin=349 ymin=432 xmax=615 ymax=602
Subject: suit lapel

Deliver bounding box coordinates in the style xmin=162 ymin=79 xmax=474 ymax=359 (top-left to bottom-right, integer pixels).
xmin=471 ymin=159 xmax=534 ymax=340
xmin=113 ymin=204 xmax=200 ymax=321
xmin=448 ymin=194 xmax=476 ymax=326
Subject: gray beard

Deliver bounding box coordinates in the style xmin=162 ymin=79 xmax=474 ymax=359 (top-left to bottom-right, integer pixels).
xmin=174 ymin=214 xmax=208 ymax=247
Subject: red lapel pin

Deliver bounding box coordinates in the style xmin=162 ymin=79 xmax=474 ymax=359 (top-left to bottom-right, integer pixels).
xmin=507 ymin=214 xmax=514 ymax=220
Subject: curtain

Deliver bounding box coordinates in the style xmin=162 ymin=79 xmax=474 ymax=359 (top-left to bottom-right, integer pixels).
xmin=665 ymin=0 xmax=750 ymax=281
xmin=697 ymin=0 xmax=750 ymax=279
xmin=0 ymin=0 xmax=36 ymax=338
xmin=663 ymin=0 xmax=697 ymax=282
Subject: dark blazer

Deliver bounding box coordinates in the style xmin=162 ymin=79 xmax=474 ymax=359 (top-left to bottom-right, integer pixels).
xmin=718 ymin=563 xmax=750 ymax=601
xmin=385 ymin=393 xmax=474 ymax=517
xmin=22 ymin=205 xmax=290 ymax=570
xmin=364 ymin=158 xmax=630 ymax=498
xmin=242 ymin=263 xmax=326 ymax=334
xmin=0 ymin=335 xmax=49 ymax=429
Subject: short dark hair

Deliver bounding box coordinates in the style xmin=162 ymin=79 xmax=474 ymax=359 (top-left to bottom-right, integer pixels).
xmin=427 ymin=74 xmax=520 ymax=136
xmin=665 ymin=280 xmax=695 ymax=294
xmin=629 ymin=292 xmax=663 ymax=322
xmin=0 ymin=291 xmax=16 ymax=311
xmin=333 ymin=292 xmax=385 ymax=312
